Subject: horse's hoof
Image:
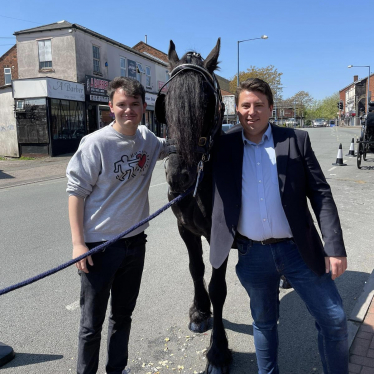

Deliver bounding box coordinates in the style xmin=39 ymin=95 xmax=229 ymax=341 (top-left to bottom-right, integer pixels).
xmin=188 ymin=318 xmax=210 ymax=333
xmin=205 ymin=363 xmax=230 ymax=374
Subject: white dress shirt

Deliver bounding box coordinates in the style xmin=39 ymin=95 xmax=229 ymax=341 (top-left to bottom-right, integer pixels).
xmin=237 ymin=124 xmax=293 ymax=241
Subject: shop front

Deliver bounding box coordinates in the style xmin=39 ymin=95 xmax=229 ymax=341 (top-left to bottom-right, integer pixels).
xmin=13 ymin=77 xmax=86 ymax=156
xmin=144 ymin=92 xmax=165 ymax=137
xmin=85 ymin=75 xmax=113 ymax=133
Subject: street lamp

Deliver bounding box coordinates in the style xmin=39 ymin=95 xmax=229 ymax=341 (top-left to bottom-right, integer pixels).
xmin=348 ymin=65 xmax=371 ymax=115
xmin=237 ymin=35 xmax=268 ymax=87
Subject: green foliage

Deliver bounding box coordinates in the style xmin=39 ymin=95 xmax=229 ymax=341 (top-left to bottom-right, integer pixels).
xmin=230 ymin=65 xmax=283 ymax=94
xmin=305 ymin=92 xmax=340 ymax=120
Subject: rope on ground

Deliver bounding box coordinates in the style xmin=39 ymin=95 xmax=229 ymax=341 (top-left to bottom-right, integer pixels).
xmin=0 ymin=185 xmax=194 ymax=297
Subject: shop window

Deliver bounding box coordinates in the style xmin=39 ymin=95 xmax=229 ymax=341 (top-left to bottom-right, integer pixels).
xmin=120 ymin=57 xmax=126 ymax=77
xmin=16 ymin=98 xmax=48 ymax=143
xmin=38 ymin=40 xmax=52 ymax=70
xmin=145 ymin=66 xmax=151 ymax=88
xmin=99 ymin=105 xmax=113 ymax=128
xmin=50 ymin=99 xmax=85 ymax=140
xmin=136 ymin=63 xmax=144 ymax=83
xmin=4 ymin=68 xmax=11 ymax=85
xmin=93 ymin=45 xmax=101 ymax=73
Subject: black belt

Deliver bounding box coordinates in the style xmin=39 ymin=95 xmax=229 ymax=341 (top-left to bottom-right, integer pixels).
xmin=236 ymin=232 xmax=292 ymax=246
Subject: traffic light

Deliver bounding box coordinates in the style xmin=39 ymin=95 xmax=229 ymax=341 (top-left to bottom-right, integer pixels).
xmin=338 ymin=101 xmax=343 ymax=110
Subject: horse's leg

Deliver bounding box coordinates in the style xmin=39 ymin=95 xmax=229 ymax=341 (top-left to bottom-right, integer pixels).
xmin=177 ymin=223 xmax=212 ymax=333
xmin=206 ymin=258 xmax=232 ymax=374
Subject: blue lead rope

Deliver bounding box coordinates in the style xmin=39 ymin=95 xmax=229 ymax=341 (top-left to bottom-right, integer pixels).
xmin=0 ymin=185 xmax=195 ymax=297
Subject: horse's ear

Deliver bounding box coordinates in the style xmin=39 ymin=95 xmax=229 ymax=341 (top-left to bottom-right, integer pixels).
xmin=168 ymin=40 xmax=179 ymax=69
xmin=204 ymin=38 xmax=221 ymax=73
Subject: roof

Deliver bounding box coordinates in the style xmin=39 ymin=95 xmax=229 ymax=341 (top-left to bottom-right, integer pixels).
xmin=339 ymin=73 xmax=374 ymax=93
xmin=0 ymin=44 xmax=16 ymax=62
xmin=216 ymin=75 xmax=231 ymax=93
xmin=14 ymin=21 xmax=167 ymax=67
xmin=132 ymin=41 xmax=233 ymax=93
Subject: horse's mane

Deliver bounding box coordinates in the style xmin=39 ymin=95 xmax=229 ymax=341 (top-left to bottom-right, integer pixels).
xmin=165 ymin=53 xmax=217 ymax=166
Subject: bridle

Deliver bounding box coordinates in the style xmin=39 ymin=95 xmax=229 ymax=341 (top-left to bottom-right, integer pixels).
xmin=155 ymin=52 xmax=225 ymax=196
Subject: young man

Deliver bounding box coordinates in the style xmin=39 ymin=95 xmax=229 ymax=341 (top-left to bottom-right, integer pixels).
xmin=67 ymin=77 xmax=167 ymax=374
xmin=210 ymin=78 xmax=348 ymax=373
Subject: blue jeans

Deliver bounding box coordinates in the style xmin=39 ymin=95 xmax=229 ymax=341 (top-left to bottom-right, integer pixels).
xmin=77 ymin=232 xmax=147 ymax=374
xmin=235 ymin=237 xmax=348 ymax=374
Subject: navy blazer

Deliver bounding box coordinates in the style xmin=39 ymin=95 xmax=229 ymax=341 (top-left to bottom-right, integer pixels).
xmin=210 ymin=124 xmax=346 ymax=275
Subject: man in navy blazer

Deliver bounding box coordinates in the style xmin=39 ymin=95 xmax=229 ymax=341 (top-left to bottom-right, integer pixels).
xmin=210 ymin=78 xmax=348 ymax=374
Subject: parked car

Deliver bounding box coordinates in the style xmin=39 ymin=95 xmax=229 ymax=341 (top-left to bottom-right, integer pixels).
xmin=328 ymin=120 xmax=335 ymax=127
xmin=285 ymin=118 xmax=298 ymax=127
xmin=312 ymin=118 xmax=327 ymax=127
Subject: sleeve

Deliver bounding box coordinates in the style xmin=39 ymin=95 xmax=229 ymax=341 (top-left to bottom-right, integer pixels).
xmin=66 ymin=138 xmax=102 ymax=199
xmin=301 ymin=132 xmax=346 ymax=257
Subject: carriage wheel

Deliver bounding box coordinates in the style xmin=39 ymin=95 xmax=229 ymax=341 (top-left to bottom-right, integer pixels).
xmin=363 ymin=145 xmax=367 ymax=161
xmin=357 ymin=151 xmax=362 ymax=168
xmin=357 ymin=142 xmax=363 ymax=169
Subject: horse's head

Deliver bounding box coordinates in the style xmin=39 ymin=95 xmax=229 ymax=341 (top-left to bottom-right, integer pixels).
xmin=156 ymin=38 xmax=222 ymax=193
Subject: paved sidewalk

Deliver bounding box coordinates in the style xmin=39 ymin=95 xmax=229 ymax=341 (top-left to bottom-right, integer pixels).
xmin=349 ymin=270 xmax=374 ymax=374
xmin=0 ymin=154 xmax=72 ymax=189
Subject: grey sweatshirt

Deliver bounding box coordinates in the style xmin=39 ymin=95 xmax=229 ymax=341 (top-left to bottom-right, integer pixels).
xmin=66 ymin=123 xmax=167 ymax=242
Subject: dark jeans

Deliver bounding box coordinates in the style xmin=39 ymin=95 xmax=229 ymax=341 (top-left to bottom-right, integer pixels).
xmin=235 ymin=237 xmax=348 ymax=374
xmin=77 ymin=232 xmax=147 ymax=374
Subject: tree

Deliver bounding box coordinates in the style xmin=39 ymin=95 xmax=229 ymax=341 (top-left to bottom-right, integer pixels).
xmin=290 ymin=91 xmax=313 ymax=108
xmin=305 ymin=92 xmax=340 ymax=120
xmin=230 ymin=65 xmax=283 ymax=94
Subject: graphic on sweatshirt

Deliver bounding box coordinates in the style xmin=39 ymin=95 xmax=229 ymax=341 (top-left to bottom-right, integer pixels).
xmin=114 ymin=151 xmax=150 ymax=181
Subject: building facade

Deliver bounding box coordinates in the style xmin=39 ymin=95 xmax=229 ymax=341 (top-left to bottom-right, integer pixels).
xmin=0 ymin=45 xmax=19 ymax=156
xmin=340 ymin=74 xmax=374 ymax=126
xmin=2 ymin=20 xmax=168 ymax=156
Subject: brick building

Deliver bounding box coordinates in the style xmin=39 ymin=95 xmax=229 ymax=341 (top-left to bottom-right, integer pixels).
xmin=0 ymin=45 xmax=18 ymax=87
xmin=340 ymin=73 xmax=374 ymax=126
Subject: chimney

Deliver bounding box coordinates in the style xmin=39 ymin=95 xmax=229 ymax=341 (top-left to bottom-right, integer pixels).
xmin=354 ymin=75 xmax=358 ymax=82
xmin=145 ymin=35 xmax=147 ymax=44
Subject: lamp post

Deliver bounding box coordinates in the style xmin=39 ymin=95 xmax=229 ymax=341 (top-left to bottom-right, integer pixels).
xmin=348 ymin=65 xmax=371 ymax=115
xmin=237 ymin=35 xmax=268 ymax=87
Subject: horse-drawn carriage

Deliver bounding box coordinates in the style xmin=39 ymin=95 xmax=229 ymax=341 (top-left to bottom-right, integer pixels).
xmin=357 ymin=112 xmax=374 ymax=168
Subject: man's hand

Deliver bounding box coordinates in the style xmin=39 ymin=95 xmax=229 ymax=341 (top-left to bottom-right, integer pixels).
xmin=73 ymin=244 xmax=94 ymax=273
xmin=325 ymin=257 xmax=347 ymax=280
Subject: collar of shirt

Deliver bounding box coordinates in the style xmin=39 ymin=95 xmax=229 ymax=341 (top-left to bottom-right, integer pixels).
xmin=241 ymin=123 xmax=272 ymax=146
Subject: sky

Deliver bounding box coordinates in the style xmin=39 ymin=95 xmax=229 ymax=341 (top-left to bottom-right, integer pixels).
xmin=0 ymin=0 xmax=372 ymax=102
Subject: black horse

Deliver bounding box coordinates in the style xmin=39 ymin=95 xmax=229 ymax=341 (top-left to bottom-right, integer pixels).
xmin=155 ymin=39 xmax=231 ymax=374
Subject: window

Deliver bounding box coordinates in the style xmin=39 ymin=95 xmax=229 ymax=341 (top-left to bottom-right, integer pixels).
xmin=93 ymin=45 xmax=101 ymax=73
xmin=120 ymin=57 xmax=126 ymax=77
xmin=50 ymin=99 xmax=85 ymax=140
xmin=136 ymin=63 xmax=144 ymax=83
xmin=38 ymin=40 xmax=52 ymax=69
xmin=16 ymin=100 xmax=24 ymax=111
xmin=4 ymin=68 xmax=11 ymax=85
xmin=166 ymin=70 xmax=170 ymax=82
xmin=145 ymin=66 xmax=151 ymax=88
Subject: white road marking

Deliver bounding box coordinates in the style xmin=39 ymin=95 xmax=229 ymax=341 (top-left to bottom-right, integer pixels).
xmin=66 ymin=300 xmax=80 ymax=311
xmin=328 ymin=166 xmax=336 ymax=171
xmin=150 ymin=182 xmax=167 ymax=188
